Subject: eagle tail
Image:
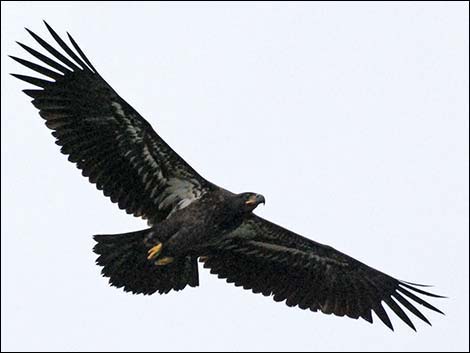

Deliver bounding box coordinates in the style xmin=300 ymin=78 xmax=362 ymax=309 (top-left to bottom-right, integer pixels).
xmin=93 ymin=229 xmax=199 ymax=295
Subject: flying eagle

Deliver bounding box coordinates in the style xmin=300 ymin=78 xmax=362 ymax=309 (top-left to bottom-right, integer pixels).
xmin=11 ymin=22 xmax=444 ymax=331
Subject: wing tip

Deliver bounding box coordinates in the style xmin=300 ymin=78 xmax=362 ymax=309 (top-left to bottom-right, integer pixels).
xmin=399 ymin=281 xmax=447 ymax=299
xmin=24 ymin=27 xmax=34 ymax=36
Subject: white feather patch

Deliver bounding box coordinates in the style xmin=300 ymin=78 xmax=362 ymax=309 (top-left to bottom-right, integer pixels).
xmin=111 ymin=101 xmax=125 ymax=117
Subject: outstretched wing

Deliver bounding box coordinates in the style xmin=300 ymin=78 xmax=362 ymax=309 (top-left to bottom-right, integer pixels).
xmin=11 ymin=22 xmax=214 ymax=224
xmin=203 ymin=215 xmax=445 ymax=331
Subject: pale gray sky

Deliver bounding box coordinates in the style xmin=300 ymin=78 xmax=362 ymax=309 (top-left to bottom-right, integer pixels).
xmin=2 ymin=2 xmax=469 ymax=352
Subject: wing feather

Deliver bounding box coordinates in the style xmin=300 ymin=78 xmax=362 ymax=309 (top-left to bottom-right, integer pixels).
xmin=12 ymin=23 xmax=215 ymax=223
xmin=203 ymin=215 xmax=444 ymax=331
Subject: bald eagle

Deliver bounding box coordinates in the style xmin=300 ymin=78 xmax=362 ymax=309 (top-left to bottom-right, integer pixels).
xmin=11 ymin=22 xmax=444 ymax=331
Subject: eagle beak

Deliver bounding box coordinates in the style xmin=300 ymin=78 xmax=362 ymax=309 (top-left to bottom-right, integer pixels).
xmin=246 ymin=194 xmax=265 ymax=206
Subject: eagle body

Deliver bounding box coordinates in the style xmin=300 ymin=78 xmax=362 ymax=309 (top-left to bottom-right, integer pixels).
xmin=144 ymin=190 xmax=263 ymax=258
xmin=11 ymin=22 xmax=445 ymax=331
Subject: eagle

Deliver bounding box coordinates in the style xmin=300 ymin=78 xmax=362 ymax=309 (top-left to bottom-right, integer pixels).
xmin=11 ymin=22 xmax=444 ymax=331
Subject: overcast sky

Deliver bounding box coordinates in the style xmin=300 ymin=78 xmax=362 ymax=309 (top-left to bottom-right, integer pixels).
xmin=2 ymin=2 xmax=469 ymax=352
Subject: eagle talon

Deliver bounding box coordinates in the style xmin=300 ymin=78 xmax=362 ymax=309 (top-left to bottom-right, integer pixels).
xmin=147 ymin=243 xmax=163 ymax=260
xmin=155 ymin=256 xmax=174 ymax=266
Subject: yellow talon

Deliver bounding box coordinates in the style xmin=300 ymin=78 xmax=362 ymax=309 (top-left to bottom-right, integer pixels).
xmin=147 ymin=243 xmax=163 ymax=260
xmin=155 ymin=256 xmax=174 ymax=266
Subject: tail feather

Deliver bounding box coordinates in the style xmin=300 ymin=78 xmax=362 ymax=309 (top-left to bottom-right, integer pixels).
xmin=93 ymin=229 xmax=199 ymax=295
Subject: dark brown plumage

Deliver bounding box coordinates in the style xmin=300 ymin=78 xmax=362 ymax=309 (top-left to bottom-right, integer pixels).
xmin=11 ymin=21 xmax=444 ymax=331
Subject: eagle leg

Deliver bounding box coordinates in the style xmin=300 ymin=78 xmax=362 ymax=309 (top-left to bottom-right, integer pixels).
xmin=147 ymin=242 xmax=175 ymax=266
xmin=147 ymin=243 xmax=163 ymax=260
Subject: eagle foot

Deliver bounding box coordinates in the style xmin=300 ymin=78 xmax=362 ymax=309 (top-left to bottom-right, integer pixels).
xmin=154 ymin=256 xmax=175 ymax=266
xmin=147 ymin=243 xmax=163 ymax=260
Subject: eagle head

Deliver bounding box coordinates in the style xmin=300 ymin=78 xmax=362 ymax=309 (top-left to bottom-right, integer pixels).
xmin=236 ymin=192 xmax=265 ymax=213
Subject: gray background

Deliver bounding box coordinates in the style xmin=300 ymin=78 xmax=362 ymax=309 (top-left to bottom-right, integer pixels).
xmin=2 ymin=2 xmax=469 ymax=352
